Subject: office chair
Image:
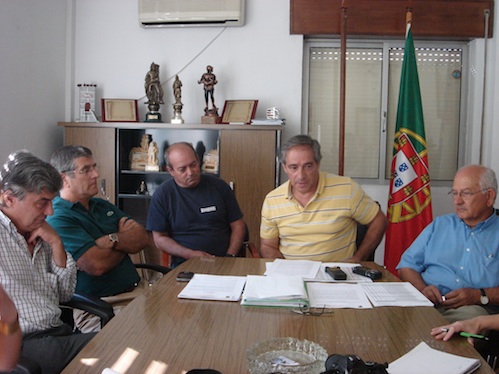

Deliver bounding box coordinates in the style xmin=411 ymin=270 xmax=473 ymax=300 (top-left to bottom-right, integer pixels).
xmin=14 ymin=293 xmax=115 ymax=374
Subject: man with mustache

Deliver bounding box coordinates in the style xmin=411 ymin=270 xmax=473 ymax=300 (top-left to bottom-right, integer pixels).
xmin=48 ymin=145 xmax=149 ymax=332
xmin=0 ymin=150 xmax=95 ymax=373
xmin=260 ymin=134 xmax=387 ymax=262
xmin=147 ymin=142 xmax=245 ymax=268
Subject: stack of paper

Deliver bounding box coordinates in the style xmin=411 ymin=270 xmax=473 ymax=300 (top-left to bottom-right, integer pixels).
xmin=361 ymin=282 xmax=433 ymax=307
xmin=388 ymin=342 xmax=481 ymax=374
xmin=241 ymin=275 xmax=308 ymax=307
xmin=177 ymin=274 xmax=246 ymax=302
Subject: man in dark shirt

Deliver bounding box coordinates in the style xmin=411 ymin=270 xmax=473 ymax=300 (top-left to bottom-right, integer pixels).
xmin=147 ymin=142 xmax=245 ymax=268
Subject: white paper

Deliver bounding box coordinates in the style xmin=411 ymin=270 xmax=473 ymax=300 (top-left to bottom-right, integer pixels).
xmin=177 ymin=274 xmax=246 ymax=301
xmin=361 ymin=282 xmax=433 ymax=307
xmin=388 ymin=342 xmax=481 ymax=374
xmin=264 ymin=259 xmax=322 ymax=280
xmin=306 ymin=282 xmax=373 ymax=309
xmin=241 ymin=275 xmax=308 ymax=307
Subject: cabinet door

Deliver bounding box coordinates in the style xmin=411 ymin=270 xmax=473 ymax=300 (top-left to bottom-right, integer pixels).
xmin=219 ymin=129 xmax=278 ymax=250
xmin=64 ymin=127 xmax=117 ymax=204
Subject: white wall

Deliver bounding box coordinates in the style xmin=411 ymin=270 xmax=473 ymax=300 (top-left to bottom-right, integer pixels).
xmin=70 ymin=0 xmax=303 ymax=145
xmin=0 ymin=0 xmax=67 ymax=162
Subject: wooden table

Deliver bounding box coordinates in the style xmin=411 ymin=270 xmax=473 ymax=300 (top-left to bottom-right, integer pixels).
xmin=63 ymin=258 xmax=494 ymax=373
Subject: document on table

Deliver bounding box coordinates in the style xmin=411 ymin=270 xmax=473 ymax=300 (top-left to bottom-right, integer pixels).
xmin=264 ymin=259 xmax=322 ymax=280
xmin=361 ymin=282 xmax=433 ymax=307
xmin=388 ymin=341 xmax=481 ymax=374
xmin=241 ymin=275 xmax=308 ymax=308
xmin=306 ymin=282 xmax=372 ymax=309
xmin=177 ymin=274 xmax=247 ymax=302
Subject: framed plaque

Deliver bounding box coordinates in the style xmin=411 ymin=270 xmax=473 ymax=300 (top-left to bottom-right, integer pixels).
xmin=101 ymin=99 xmax=139 ymax=122
xmin=221 ymin=100 xmax=258 ymax=124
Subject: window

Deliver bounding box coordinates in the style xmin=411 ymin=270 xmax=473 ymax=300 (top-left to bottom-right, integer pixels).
xmin=304 ymin=39 xmax=466 ymax=182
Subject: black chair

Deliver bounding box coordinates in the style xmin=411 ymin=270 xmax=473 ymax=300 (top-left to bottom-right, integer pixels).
xmin=14 ymin=293 xmax=115 ymax=374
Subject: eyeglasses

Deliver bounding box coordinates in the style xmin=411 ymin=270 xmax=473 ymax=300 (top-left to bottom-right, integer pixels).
xmin=448 ymin=188 xmax=488 ymax=200
xmin=65 ymin=164 xmax=99 ymax=176
xmin=291 ymin=304 xmax=333 ymax=316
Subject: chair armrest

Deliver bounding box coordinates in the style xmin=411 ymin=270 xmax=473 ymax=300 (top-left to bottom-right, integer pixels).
xmin=62 ymin=292 xmax=115 ymax=328
xmin=135 ymin=263 xmax=171 ymax=275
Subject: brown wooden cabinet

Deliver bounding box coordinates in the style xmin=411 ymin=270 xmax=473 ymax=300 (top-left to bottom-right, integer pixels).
xmin=58 ymin=122 xmax=282 ymax=251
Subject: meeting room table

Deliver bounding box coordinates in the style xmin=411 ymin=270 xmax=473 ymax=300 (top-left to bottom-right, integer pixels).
xmin=62 ymin=257 xmax=495 ymax=373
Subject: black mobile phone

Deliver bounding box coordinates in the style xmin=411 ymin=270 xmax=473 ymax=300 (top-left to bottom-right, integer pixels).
xmin=352 ymin=266 xmax=382 ymax=280
xmin=176 ymin=271 xmax=194 ymax=282
xmin=325 ymin=266 xmax=347 ymax=281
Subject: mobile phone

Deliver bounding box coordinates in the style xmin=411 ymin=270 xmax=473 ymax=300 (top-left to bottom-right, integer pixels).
xmin=325 ymin=266 xmax=347 ymax=281
xmin=176 ymin=271 xmax=194 ymax=282
xmin=352 ymin=266 xmax=382 ymax=280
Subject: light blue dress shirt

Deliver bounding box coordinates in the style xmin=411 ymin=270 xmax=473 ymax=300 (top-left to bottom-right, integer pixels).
xmin=397 ymin=211 xmax=499 ymax=295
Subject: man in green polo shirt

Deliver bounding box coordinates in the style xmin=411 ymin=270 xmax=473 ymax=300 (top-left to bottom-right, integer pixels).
xmin=47 ymin=145 xmax=149 ymax=333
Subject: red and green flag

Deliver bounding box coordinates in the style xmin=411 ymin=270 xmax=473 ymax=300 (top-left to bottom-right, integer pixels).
xmin=384 ymin=23 xmax=433 ymax=275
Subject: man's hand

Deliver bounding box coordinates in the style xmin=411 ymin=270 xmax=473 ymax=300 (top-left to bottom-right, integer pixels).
xmin=441 ymin=288 xmax=480 ymax=309
xmin=420 ymin=284 xmax=444 ymax=306
xmin=28 ymin=221 xmax=67 ymax=267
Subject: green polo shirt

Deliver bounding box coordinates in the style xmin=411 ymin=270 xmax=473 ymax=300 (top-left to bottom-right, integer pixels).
xmin=47 ymin=196 xmax=140 ymax=297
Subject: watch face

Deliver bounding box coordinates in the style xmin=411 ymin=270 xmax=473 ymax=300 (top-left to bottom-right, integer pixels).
xmin=109 ymin=233 xmax=119 ymax=242
xmin=481 ymin=296 xmax=490 ymax=305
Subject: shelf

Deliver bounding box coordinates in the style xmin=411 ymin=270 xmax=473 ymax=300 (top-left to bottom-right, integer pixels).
xmin=121 ymin=169 xmax=169 ymax=175
xmin=119 ymin=193 xmax=152 ymax=200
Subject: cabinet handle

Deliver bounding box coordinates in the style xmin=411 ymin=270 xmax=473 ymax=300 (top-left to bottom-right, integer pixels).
xmin=101 ymin=179 xmax=110 ymax=201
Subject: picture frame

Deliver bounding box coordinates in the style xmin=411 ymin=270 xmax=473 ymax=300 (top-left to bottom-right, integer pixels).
xmin=101 ymin=99 xmax=139 ymax=122
xmin=221 ymin=100 xmax=258 ymax=124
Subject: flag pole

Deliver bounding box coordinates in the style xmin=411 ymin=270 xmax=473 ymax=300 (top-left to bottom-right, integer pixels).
xmin=339 ymin=0 xmax=347 ymax=176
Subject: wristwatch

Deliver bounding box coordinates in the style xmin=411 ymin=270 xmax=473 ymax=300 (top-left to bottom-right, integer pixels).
xmin=108 ymin=233 xmax=119 ymax=249
xmin=225 ymin=253 xmax=237 ymax=258
xmin=480 ymin=288 xmax=489 ymax=305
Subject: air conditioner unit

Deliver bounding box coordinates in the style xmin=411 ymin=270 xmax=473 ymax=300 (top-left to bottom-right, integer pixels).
xmin=139 ymin=0 xmax=245 ymax=28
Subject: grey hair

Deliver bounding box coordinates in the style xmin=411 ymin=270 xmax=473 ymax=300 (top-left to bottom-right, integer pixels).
xmin=50 ymin=145 xmax=93 ymax=174
xmin=479 ymin=167 xmax=498 ymax=195
xmin=280 ymin=135 xmax=322 ymax=165
xmin=0 ymin=150 xmax=62 ymax=201
xmin=164 ymin=142 xmax=199 ymax=168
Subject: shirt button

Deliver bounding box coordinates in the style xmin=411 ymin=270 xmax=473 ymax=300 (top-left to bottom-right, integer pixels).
xmin=456 ymin=278 xmax=460 ymax=283
xmin=460 ymin=266 xmax=464 ymax=270
xmin=466 ymin=248 xmax=470 ymax=252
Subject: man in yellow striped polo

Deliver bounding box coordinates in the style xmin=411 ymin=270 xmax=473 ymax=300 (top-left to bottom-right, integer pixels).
xmin=260 ymin=135 xmax=387 ymax=262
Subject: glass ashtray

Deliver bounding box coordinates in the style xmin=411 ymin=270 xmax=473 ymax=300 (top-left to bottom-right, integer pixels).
xmin=247 ymin=337 xmax=328 ymax=374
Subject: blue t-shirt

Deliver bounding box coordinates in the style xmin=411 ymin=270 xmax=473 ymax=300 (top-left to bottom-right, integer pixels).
xmin=146 ymin=174 xmax=243 ymax=267
xmin=47 ymin=196 xmax=140 ymax=297
xmin=397 ymin=212 xmax=499 ymax=295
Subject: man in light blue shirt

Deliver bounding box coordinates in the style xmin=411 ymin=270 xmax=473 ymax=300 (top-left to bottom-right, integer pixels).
xmin=397 ymin=165 xmax=499 ymax=322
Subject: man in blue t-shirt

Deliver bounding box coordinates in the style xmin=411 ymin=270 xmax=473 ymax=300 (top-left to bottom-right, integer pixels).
xmin=48 ymin=145 xmax=149 ymax=332
xmin=147 ymin=142 xmax=245 ymax=268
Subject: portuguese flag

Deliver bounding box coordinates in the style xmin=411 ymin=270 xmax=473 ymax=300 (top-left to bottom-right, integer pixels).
xmin=384 ymin=23 xmax=433 ymax=275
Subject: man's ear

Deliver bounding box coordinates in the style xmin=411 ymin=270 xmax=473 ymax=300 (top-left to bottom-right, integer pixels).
xmin=1 ymin=190 xmax=16 ymax=207
xmin=166 ymin=165 xmax=173 ymax=173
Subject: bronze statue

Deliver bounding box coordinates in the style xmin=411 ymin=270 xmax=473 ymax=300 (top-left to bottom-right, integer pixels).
xmin=198 ymin=65 xmax=218 ymax=115
xmin=145 ymin=62 xmax=164 ymax=105
xmin=173 ymin=75 xmax=182 ymax=105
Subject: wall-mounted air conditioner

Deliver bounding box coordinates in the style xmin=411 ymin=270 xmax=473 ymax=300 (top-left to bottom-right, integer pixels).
xmin=138 ymin=0 xmax=245 ymax=28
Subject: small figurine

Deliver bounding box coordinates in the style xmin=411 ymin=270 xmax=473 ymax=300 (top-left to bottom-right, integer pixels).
xmin=173 ymin=75 xmax=182 ymax=105
xmin=129 ymin=134 xmax=151 ymax=170
xmin=136 ymin=181 xmax=149 ymax=195
xmin=145 ymin=141 xmax=160 ymax=171
xmin=198 ymin=65 xmax=218 ymax=115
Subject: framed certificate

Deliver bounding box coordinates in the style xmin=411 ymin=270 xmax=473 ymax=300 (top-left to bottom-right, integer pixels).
xmin=101 ymin=99 xmax=139 ymax=122
xmin=221 ymin=100 xmax=258 ymax=124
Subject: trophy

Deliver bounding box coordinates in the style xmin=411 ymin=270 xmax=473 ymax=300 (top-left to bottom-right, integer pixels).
xmin=198 ymin=65 xmax=220 ymax=124
xmin=144 ymin=62 xmax=164 ymax=122
xmin=171 ymin=75 xmax=184 ymax=124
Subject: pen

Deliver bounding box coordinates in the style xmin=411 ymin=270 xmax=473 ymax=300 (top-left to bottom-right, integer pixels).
xmin=440 ymin=328 xmax=490 ymax=340
xmin=459 ymin=332 xmax=490 ymax=341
